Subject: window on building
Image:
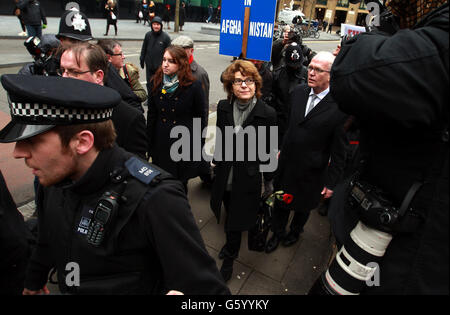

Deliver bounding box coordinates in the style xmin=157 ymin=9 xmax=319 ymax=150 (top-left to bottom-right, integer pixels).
xmin=336 ymin=0 xmax=349 ymax=8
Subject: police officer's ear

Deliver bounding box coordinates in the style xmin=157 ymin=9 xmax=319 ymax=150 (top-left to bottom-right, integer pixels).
xmin=73 ymin=130 xmax=96 ymax=155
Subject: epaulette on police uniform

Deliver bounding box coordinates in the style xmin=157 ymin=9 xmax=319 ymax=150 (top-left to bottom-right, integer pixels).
xmin=124 ymin=156 xmax=174 ymax=186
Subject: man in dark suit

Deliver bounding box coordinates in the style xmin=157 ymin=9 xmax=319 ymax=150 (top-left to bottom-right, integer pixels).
xmin=265 ymin=51 xmax=348 ymax=253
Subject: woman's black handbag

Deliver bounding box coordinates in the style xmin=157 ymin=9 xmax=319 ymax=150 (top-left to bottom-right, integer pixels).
xmin=248 ymin=198 xmax=272 ymax=252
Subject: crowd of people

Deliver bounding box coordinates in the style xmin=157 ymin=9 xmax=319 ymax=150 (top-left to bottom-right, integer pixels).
xmin=0 ymin=0 xmax=448 ymax=296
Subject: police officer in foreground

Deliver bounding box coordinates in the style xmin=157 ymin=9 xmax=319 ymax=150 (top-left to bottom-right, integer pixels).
xmin=0 ymin=75 xmax=230 ymax=295
xmin=322 ymin=0 xmax=448 ymax=294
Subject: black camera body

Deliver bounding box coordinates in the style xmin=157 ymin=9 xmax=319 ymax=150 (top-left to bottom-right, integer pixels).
xmin=349 ymin=180 xmax=400 ymax=233
xmin=24 ymin=36 xmax=60 ymax=76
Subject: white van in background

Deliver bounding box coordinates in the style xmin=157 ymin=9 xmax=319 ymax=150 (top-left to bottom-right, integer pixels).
xmin=277 ymin=10 xmax=306 ymax=25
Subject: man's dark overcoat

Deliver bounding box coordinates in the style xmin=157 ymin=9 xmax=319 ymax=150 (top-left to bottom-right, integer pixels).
xmin=274 ymin=84 xmax=347 ymax=213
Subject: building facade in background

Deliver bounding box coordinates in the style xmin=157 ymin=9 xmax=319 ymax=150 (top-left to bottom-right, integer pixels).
xmin=278 ymin=0 xmax=369 ymax=27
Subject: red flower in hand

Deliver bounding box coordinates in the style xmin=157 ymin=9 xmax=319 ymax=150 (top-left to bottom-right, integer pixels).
xmin=283 ymin=193 xmax=293 ymax=204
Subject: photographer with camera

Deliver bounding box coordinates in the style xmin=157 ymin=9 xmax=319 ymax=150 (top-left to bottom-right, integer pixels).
xmin=309 ymin=0 xmax=448 ymax=295
xmin=19 ymin=34 xmax=60 ymax=76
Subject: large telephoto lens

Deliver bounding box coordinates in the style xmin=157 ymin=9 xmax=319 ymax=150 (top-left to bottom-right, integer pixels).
xmin=309 ymin=221 xmax=393 ymax=295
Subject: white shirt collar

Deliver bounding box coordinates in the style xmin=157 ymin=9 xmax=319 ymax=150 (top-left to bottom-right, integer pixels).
xmin=309 ymin=87 xmax=330 ymax=101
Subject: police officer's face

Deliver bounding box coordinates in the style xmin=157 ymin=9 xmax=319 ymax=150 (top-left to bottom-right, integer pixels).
xmin=307 ymin=57 xmax=331 ymax=94
xmin=13 ymin=131 xmax=78 ymax=187
xmin=162 ymin=51 xmax=179 ymax=76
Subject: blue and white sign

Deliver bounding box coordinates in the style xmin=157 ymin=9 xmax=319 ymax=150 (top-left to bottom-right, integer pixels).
xmin=219 ymin=0 xmax=277 ymax=61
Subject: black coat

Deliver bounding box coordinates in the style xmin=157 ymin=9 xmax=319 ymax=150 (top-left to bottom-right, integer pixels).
xmin=271 ymin=65 xmax=308 ymax=144
xmin=147 ymin=80 xmax=206 ymax=181
xmin=330 ymin=4 xmax=449 ymax=294
xmin=210 ymin=98 xmax=277 ymax=231
xmin=179 ymin=6 xmax=186 ymax=27
xmin=0 ymin=171 xmax=30 ymax=295
xmin=25 ymin=146 xmax=230 ymax=295
xmin=112 ymin=100 xmax=148 ymax=160
xmin=105 ymin=5 xmax=118 ymax=24
xmin=275 ymin=85 xmax=347 ymax=213
xmin=17 ymin=0 xmax=46 ymax=26
xmin=140 ymin=25 xmax=171 ymax=77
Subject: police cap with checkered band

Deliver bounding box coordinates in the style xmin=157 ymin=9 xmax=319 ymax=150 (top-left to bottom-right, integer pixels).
xmin=0 ymin=74 xmax=121 ymax=143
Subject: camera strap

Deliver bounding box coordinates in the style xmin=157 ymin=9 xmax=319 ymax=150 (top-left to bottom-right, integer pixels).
xmin=399 ymin=126 xmax=448 ymax=219
xmin=398 ymin=181 xmax=423 ymax=217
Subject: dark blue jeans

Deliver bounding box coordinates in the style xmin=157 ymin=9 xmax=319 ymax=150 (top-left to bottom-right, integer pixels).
xmin=26 ymin=24 xmax=42 ymax=38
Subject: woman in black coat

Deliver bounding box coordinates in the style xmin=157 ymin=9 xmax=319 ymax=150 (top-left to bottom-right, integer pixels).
xmin=210 ymin=60 xmax=277 ymax=282
xmin=104 ymin=0 xmax=118 ymax=36
xmin=147 ymin=45 xmax=206 ymax=189
xmin=179 ymin=1 xmax=186 ymax=31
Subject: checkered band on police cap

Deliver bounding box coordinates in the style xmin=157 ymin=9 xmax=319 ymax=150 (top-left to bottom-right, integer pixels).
xmin=9 ymin=101 xmax=114 ymax=123
xmin=1 ymin=74 xmax=121 ymax=125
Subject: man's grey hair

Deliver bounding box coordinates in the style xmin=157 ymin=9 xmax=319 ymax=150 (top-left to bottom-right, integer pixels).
xmin=312 ymin=51 xmax=336 ymax=71
xmin=96 ymin=39 xmax=121 ymax=56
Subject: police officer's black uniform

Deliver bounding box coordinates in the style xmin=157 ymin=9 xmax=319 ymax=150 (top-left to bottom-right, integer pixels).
xmin=30 ymin=145 xmax=228 ymax=294
xmin=0 ymin=75 xmax=230 ymax=295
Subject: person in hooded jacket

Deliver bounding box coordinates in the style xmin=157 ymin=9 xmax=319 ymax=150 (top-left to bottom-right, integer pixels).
xmin=140 ymin=16 xmax=171 ymax=98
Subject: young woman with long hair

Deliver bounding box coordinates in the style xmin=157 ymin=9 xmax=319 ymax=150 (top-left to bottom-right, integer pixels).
xmin=147 ymin=45 xmax=207 ymax=191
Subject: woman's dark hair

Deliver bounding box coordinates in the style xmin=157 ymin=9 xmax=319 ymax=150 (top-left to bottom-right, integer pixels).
xmin=222 ymin=60 xmax=262 ymax=100
xmin=151 ymin=45 xmax=195 ymax=95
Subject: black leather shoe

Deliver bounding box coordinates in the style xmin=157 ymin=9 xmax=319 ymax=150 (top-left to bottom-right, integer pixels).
xmin=220 ymin=258 xmax=234 ymax=282
xmin=265 ymin=234 xmax=282 ymax=253
xmin=282 ymin=230 xmax=300 ymax=247
xmin=317 ymin=199 xmax=329 ymax=216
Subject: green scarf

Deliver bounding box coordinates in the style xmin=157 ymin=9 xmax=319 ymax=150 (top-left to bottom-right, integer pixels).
xmin=162 ymin=74 xmax=179 ymax=94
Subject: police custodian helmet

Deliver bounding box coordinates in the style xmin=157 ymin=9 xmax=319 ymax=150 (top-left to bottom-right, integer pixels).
xmin=0 ymin=75 xmax=121 ymax=143
xmin=57 ymin=9 xmax=93 ymax=41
